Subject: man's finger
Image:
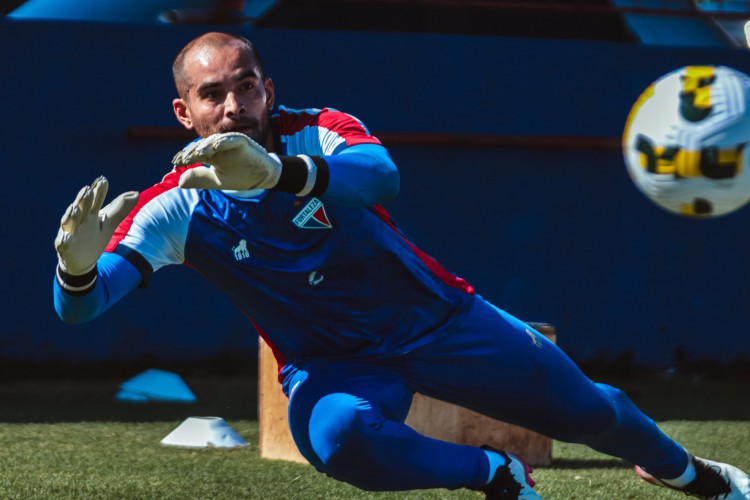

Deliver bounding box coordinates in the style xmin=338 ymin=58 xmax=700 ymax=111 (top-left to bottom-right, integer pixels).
xmin=59 ymin=203 xmax=78 ymax=234
xmin=209 ymin=133 xmax=249 ymax=152
xmin=173 ymin=139 xmax=213 ymax=166
xmin=53 ymin=227 xmax=67 ymax=253
xmin=172 ymin=150 xmax=188 ymax=166
xmin=90 ymin=176 xmax=110 ymax=214
xmin=178 ymin=167 xmax=223 ymax=189
xmin=172 ymin=132 xmax=263 ymax=166
xmin=60 ymin=186 xmax=88 ymax=233
xmin=101 ymin=191 xmax=139 ymax=233
xmin=211 ymin=133 xmax=268 ymax=157
xmin=179 ymin=141 xmax=222 ymax=165
xmin=78 ymin=186 xmax=97 ymax=218
xmin=71 ymin=185 xmax=88 ymax=211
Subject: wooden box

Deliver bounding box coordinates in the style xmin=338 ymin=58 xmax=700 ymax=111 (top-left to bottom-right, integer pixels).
xmin=258 ymin=324 xmax=556 ymax=465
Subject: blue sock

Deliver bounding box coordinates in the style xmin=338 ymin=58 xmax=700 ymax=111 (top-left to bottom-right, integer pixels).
xmin=484 ymin=449 xmax=508 ymax=484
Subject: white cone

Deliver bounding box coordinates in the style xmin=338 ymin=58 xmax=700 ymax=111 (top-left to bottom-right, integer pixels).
xmin=161 ymin=417 xmax=249 ymax=448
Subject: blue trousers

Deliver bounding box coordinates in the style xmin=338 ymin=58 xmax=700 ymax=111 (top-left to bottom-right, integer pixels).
xmin=283 ymin=296 xmax=687 ymax=491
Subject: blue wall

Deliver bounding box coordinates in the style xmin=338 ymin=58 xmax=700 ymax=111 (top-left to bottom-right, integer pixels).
xmin=3 ymin=19 xmax=750 ymax=369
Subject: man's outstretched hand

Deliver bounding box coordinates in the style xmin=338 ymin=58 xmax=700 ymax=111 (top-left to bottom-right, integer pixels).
xmin=55 ymin=176 xmax=139 ymax=276
xmin=173 ymin=132 xmax=282 ymax=191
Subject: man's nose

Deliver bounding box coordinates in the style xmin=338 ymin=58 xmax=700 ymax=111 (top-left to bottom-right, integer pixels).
xmin=225 ymin=92 xmax=246 ymax=115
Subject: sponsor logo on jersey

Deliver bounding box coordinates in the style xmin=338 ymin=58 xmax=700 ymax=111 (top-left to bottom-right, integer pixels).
xmin=232 ymin=239 xmax=250 ymax=261
xmin=292 ymin=198 xmax=332 ymax=229
xmin=308 ymin=270 xmax=325 ymax=286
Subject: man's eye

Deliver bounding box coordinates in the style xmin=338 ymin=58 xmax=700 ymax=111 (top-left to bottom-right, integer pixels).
xmin=201 ymin=91 xmax=221 ymax=100
xmin=240 ymin=82 xmax=255 ymax=92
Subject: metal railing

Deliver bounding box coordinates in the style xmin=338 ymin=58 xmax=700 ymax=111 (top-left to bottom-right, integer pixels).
xmin=361 ymin=1 xmax=750 ymax=18
xmin=612 ymin=0 xmax=750 ymax=15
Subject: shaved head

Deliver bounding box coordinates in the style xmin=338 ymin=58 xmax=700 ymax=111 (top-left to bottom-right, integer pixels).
xmin=173 ymin=32 xmax=266 ymax=100
xmin=171 ymin=31 xmax=276 ymax=146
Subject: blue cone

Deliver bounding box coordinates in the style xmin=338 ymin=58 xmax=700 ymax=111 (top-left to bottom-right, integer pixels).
xmin=116 ymin=369 xmax=197 ymax=403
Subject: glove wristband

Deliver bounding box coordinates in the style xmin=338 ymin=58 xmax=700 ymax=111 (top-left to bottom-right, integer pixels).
xmin=56 ymin=264 xmax=97 ymax=296
xmin=274 ymin=155 xmax=330 ymax=197
xmin=296 ymin=155 xmax=317 ymax=197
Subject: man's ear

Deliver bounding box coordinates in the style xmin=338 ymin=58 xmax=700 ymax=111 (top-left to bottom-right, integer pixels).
xmin=173 ymin=98 xmax=194 ymax=130
xmin=264 ymin=78 xmax=275 ymax=111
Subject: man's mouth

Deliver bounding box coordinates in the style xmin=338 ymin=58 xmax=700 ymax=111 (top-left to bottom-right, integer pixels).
xmin=221 ymin=120 xmax=256 ymax=134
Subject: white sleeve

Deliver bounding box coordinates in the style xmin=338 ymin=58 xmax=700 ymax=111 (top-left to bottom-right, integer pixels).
xmin=117 ymin=187 xmax=200 ymax=272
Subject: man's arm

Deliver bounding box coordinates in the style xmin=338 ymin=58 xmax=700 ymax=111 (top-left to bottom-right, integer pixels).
xmin=321 ymin=143 xmax=399 ymax=207
xmin=53 ymin=252 xmax=142 ymax=324
xmin=53 ymin=177 xmax=140 ymax=323
xmin=174 ymin=134 xmax=399 ymax=207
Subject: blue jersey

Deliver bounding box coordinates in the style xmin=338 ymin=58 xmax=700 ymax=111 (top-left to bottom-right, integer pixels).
xmin=60 ymin=107 xmax=474 ymax=374
xmin=54 ymin=109 xmax=693 ymax=489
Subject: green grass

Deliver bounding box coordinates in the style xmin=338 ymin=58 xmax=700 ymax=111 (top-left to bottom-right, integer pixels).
xmin=0 ymin=374 xmax=746 ymax=499
xmin=0 ymin=420 xmax=748 ymax=499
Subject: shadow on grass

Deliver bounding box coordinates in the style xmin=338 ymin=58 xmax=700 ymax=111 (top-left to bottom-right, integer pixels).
xmin=581 ymin=352 xmax=750 ymax=421
xmin=591 ymin=374 xmax=750 ymax=421
xmin=0 ymin=375 xmax=259 ymax=423
xmin=0 ymin=359 xmax=748 ymax=423
xmin=542 ymin=458 xmax=630 ymax=470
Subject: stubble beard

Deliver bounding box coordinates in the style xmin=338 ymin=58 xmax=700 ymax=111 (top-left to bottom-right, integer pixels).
xmin=194 ymin=114 xmax=269 ymax=148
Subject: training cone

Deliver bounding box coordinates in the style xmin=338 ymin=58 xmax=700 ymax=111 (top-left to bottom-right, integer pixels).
xmin=116 ymin=368 xmax=197 ymax=403
xmin=114 ymin=389 xmax=150 ymax=402
xmin=161 ymin=417 xmax=249 ymax=448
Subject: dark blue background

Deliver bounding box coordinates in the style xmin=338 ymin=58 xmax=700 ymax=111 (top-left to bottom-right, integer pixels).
xmin=4 ymin=20 xmax=750 ymax=370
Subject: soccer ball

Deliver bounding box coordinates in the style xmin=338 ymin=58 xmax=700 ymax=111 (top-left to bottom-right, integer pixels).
xmin=622 ymin=65 xmax=750 ymax=217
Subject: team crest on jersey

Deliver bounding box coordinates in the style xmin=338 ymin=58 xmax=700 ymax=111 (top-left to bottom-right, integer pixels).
xmin=292 ymin=198 xmax=332 ymax=229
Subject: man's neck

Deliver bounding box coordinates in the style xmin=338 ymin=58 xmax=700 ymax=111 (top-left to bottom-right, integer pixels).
xmin=266 ymin=118 xmax=281 ymax=153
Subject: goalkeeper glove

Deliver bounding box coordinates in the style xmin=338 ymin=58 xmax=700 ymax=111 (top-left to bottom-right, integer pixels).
xmin=173 ymin=132 xmax=282 ymax=191
xmin=173 ymin=132 xmax=329 ymax=197
xmin=54 ymin=176 xmax=139 ymax=293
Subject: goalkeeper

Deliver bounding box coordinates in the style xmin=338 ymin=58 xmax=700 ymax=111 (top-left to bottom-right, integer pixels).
xmin=53 ymin=31 xmax=750 ymax=500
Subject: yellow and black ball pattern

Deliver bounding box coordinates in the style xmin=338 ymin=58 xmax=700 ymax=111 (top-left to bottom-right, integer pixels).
xmin=623 ymin=66 xmax=750 ymax=218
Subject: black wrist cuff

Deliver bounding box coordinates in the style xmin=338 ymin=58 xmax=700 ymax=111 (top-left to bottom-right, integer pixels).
xmin=273 ymin=155 xmax=330 ymax=197
xmin=274 ymin=156 xmax=308 ymax=194
xmin=56 ymin=264 xmax=98 ymax=296
xmin=308 ymin=156 xmax=330 ymax=198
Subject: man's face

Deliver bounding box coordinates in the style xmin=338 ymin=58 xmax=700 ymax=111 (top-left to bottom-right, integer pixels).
xmin=173 ymin=43 xmax=275 ymax=148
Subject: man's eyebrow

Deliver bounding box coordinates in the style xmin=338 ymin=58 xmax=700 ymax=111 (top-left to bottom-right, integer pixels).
xmin=196 ymin=81 xmax=221 ymax=95
xmin=235 ymin=69 xmax=259 ymax=82
xmin=195 ymin=70 xmax=259 ymax=95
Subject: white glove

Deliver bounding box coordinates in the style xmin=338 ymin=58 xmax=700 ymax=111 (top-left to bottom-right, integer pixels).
xmin=173 ymin=132 xmax=282 ymax=190
xmin=55 ymin=176 xmax=139 ymax=276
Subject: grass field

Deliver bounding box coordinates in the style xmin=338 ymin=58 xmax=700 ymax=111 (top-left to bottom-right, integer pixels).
xmin=0 ymin=371 xmax=748 ymax=499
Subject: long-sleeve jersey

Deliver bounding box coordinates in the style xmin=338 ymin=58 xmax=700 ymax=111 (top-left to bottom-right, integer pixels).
xmin=54 ymin=106 xmax=474 ymax=376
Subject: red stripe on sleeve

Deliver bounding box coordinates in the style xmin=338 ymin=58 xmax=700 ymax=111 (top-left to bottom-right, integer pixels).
xmin=104 ymin=165 xmax=191 ymax=253
xmin=316 ymin=108 xmax=382 ymax=147
xmin=278 ymin=108 xmax=382 ymax=147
